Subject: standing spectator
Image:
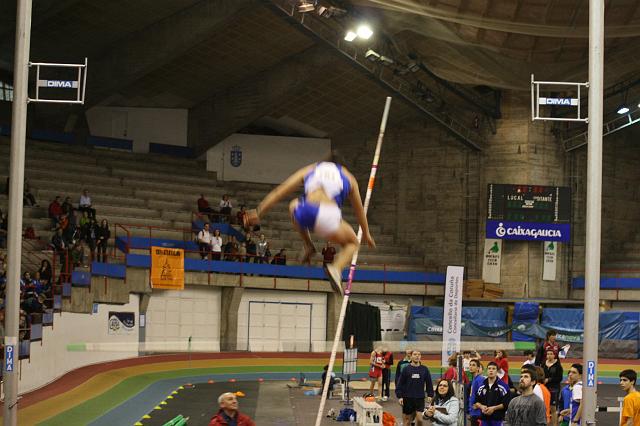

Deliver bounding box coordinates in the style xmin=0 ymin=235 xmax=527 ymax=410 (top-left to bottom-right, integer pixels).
xmin=558 ymin=375 xmax=573 ymax=426
xmin=23 ymin=181 xmax=38 ymax=207
xmin=322 ymin=240 xmax=336 ymax=265
xmin=443 ymin=353 xmax=468 ymax=384
xmin=236 ymin=205 xmax=248 ymax=229
xmin=395 ymin=349 xmax=413 ymax=388
xmin=219 ymin=194 xmax=232 ymax=223
xmin=368 ymin=347 xmax=385 ymax=399
xmin=522 ymin=350 xmax=536 ymax=367
xmin=321 ymin=364 xmax=336 ymax=394
xmin=503 ymin=366 xmax=547 ymax=426
xmin=396 ymin=350 xmax=434 ymax=426
xmin=211 ymin=229 xmax=223 ymax=260
xmin=256 ymin=234 xmax=268 ymax=263
xmin=535 ymin=329 xmax=560 ymax=366
xmin=245 ymin=233 xmax=256 ymax=262
xmin=62 ymin=196 xmax=75 ymax=216
xmin=79 ymin=210 xmax=91 ymax=237
xmin=544 ymin=349 xmax=564 ymax=425
xmin=495 ymin=349 xmax=510 ymax=387
xmin=78 ymin=189 xmax=96 ymax=219
xmin=209 ymin=392 xmax=256 ymax=426
xmin=48 ymin=196 xmax=63 ymax=229
xmin=533 ymin=366 xmax=551 ymax=423
xmin=381 ymin=346 xmax=394 ymax=401
xmin=197 ymin=223 xmax=212 ymax=260
xmin=224 ymin=236 xmax=239 ymax=261
xmin=51 ymin=228 xmax=67 ymax=266
xmin=473 ymin=361 xmax=509 ymax=426
xmin=468 ymin=359 xmax=485 ymax=426
xmin=96 ymin=219 xmax=110 ymax=262
xmin=271 ymin=248 xmax=286 ymax=265
xmin=558 ymin=364 xmax=583 ymax=426
xmin=619 ymin=369 xmax=639 ymax=426
xmin=423 ymin=379 xmax=460 ymax=425
xmin=197 ymin=194 xmax=216 ymax=222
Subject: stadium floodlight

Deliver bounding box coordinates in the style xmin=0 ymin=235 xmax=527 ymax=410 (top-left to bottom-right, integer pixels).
xmin=298 ymin=1 xmax=315 ymax=13
xmin=365 ymin=49 xmax=381 ymax=62
xmin=356 ymin=24 xmax=373 ymax=40
xmin=344 ymin=31 xmax=357 ymax=42
xmin=617 ymin=105 xmax=630 ymax=115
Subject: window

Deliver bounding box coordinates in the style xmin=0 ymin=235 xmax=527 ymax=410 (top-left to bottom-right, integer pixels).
xmin=0 ymin=81 xmax=13 ymax=102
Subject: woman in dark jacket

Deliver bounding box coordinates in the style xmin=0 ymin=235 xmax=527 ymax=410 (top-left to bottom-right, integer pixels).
xmin=39 ymin=259 xmax=52 ymax=285
xmin=543 ymin=348 xmax=563 ymax=421
xmin=96 ymin=219 xmax=111 ymax=262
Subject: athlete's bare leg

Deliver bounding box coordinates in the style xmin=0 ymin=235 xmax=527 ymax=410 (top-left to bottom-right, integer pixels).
xmin=324 ymin=221 xmax=358 ymax=295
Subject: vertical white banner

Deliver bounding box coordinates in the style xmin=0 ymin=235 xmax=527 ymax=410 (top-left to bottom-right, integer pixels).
xmin=482 ymin=239 xmax=502 ymax=284
xmin=442 ymin=266 xmax=464 ymax=367
xmin=543 ymin=241 xmax=558 ymax=281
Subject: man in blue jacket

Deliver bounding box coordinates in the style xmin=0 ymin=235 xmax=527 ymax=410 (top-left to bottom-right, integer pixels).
xmin=396 ymin=350 xmax=434 ymax=426
xmin=473 ymin=361 xmax=510 ymax=426
xmin=468 ymin=358 xmax=486 ymax=426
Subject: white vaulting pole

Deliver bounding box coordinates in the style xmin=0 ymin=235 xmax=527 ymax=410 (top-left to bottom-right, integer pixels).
xmin=314 ymin=96 xmax=392 ymax=426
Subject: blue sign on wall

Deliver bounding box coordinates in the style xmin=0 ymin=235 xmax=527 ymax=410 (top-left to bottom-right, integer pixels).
xmin=586 ymin=360 xmax=596 ymax=387
xmin=486 ymin=220 xmax=570 ymax=242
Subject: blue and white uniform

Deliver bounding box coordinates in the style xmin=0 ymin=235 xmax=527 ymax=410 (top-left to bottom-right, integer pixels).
xmin=293 ymin=162 xmax=351 ymax=238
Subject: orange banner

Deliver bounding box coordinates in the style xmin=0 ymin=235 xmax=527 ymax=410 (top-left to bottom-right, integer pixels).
xmin=150 ymin=246 xmax=184 ymax=290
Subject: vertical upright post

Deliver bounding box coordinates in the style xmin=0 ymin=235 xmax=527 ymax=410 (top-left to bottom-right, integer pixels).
xmin=583 ymin=0 xmax=604 ymax=424
xmin=4 ymin=1 xmax=33 ymax=424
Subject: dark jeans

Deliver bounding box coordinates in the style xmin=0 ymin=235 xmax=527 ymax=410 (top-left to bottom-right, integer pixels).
xmin=97 ymin=242 xmax=108 ymax=262
xmin=78 ymin=206 xmax=96 ymax=219
xmin=381 ymin=368 xmax=391 ymax=398
xmin=199 ymin=243 xmax=211 ymax=259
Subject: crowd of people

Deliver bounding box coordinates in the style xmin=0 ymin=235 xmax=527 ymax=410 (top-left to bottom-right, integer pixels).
xmin=47 ymin=189 xmax=110 ymax=267
xmin=356 ymin=339 xmax=640 ymax=426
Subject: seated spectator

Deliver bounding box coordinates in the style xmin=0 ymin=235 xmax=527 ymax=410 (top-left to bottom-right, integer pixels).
xmin=32 ymin=271 xmax=47 ymax=295
xmin=256 ymin=234 xmax=268 ymax=264
xmin=23 ymin=224 xmax=37 ymax=240
xmin=38 ymin=260 xmax=52 ymax=285
xmin=96 ymin=219 xmax=110 ymax=262
xmin=271 ymin=248 xmax=286 ymax=265
xmin=71 ymin=240 xmax=89 ymax=267
xmin=211 ymin=229 xmax=223 ymax=260
xmin=322 ymin=241 xmax=336 ymax=265
xmin=51 ymin=228 xmax=67 ymax=265
xmin=197 ymin=223 xmax=212 ymax=260
xmin=197 ymin=194 xmax=216 ymax=222
xmin=79 ymin=210 xmax=91 ymax=234
xmin=62 ymin=196 xmax=75 ymax=216
xmin=23 ymin=181 xmax=38 ymax=207
xmin=78 ymin=189 xmax=96 ymax=219
xmin=219 ymin=194 xmax=232 ymax=223
xmin=48 ymin=196 xmax=63 ymax=229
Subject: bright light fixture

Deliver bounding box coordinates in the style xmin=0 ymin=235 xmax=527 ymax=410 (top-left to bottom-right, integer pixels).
xmin=617 ymin=106 xmax=630 ymax=114
xmin=344 ymin=31 xmax=357 ymax=42
xmin=356 ymin=24 xmax=373 ymax=40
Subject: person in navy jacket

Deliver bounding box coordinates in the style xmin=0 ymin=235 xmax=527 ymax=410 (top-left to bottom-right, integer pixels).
xmin=396 ymin=350 xmax=434 ymax=426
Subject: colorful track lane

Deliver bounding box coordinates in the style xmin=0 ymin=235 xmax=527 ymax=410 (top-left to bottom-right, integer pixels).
xmin=2 ymin=353 xmax=634 ymax=425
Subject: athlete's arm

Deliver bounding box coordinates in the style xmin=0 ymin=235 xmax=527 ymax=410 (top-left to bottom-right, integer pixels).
xmin=255 ymin=165 xmax=314 ymax=218
xmin=344 ymin=170 xmax=375 ymax=248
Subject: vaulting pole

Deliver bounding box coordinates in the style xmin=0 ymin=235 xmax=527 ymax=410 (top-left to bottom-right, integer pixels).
xmin=314 ymin=96 xmax=392 ymax=426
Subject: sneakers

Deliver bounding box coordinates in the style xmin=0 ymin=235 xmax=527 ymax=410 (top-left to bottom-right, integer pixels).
xmin=381 ymin=396 xmax=388 ymax=402
xmin=324 ymin=263 xmax=343 ymax=296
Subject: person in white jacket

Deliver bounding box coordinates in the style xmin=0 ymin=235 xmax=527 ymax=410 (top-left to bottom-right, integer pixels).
xmin=423 ymin=379 xmax=460 ymax=426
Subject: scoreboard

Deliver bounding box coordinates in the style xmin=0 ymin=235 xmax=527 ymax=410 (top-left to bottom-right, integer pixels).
xmin=487 ymin=184 xmax=571 ymax=223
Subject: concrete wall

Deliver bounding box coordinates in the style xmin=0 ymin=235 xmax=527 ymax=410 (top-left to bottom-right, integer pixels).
xmin=206 ymin=133 xmax=331 ymax=184
xmin=18 ymin=295 xmax=139 ymax=393
xmin=86 ymin=106 xmax=188 ymax=153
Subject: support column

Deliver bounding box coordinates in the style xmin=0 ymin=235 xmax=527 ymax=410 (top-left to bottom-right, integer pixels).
xmin=220 ymin=287 xmax=244 ymax=351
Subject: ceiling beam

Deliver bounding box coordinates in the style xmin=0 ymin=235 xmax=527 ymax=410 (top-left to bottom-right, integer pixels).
xmin=85 ymin=0 xmax=253 ymax=106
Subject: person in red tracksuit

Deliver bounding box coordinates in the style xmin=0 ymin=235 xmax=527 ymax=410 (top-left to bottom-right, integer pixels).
xmin=209 ymin=392 xmax=256 ymax=426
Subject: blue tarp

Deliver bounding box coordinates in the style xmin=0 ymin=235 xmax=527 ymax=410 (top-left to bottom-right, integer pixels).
xmin=513 ymin=302 xmax=539 ymax=342
xmin=572 ymin=276 xmax=640 ymax=289
xmin=91 ymin=262 xmax=126 ymax=279
xmin=86 ymin=135 xmax=133 ymax=151
xmin=149 ymin=143 xmax=194 ymax=158
xmin=29 ymin=129 xmax=76 ymax=144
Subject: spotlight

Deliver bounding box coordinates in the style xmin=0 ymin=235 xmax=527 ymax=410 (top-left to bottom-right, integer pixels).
xmin=344 ymin=31 xmax=357 ymax=42
xmin=356 ymin=24 xmax=373 ymax=40
xmin=365 ymin=49 xmax=380 ymax=62
xmin=297 ymin=1 xmax=315 ymax=13
xmin=617 ymin=105 xmax=630 ymax=115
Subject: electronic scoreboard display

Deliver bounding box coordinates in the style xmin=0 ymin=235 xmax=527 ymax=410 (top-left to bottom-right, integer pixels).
xmin=487 ymin=184 xmax=571 ymax=223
